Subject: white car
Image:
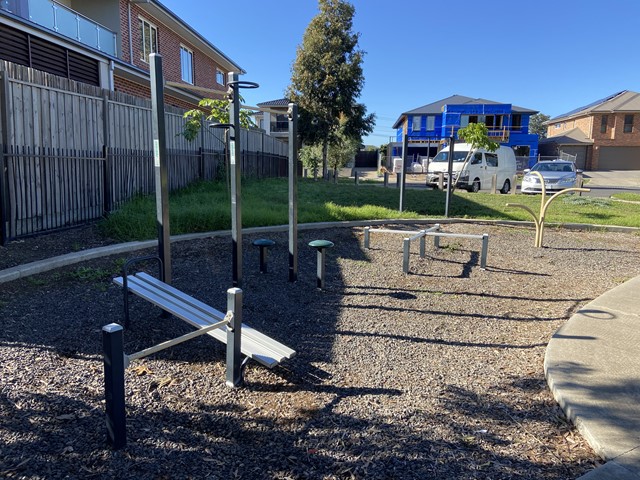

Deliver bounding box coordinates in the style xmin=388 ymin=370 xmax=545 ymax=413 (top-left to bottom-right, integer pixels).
xmin=521 ymin=160 xmax=582 ymax=194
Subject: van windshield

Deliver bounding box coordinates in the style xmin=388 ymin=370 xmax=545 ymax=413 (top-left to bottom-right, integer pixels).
xmin=431 ymin=151 xmax=469 ymax=163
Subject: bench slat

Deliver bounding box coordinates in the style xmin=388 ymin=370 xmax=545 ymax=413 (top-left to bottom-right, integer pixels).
xmin=113 ymin=275 xmax=295 ymax=368
xmin=131 ymin=273 xmax=296 ymax=360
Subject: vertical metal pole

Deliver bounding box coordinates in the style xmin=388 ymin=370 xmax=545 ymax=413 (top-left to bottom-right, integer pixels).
xmin=226 ymin=287 xmax=243 ymax=388
xmin=258 ymin=246 xmax=267 ymax=273
xmin=103 ymin=323 xmax=126 ymax=450
xmin=354 ymin=171 xmax=359 ymax=185
xmin=150 ymin=54 xmax=171 ymax=284
xmin=364 ymin=226 xmax=370 ymax=249
xmin=402 ymin=238 xmax=410 ymax=274
xmin=434 ymin=234 xmax=440 ymax=249
xmin=480 ymin=234 xmax=489 ymax=269
xmin=228 ymin=73 xmax=242 ymax=288
xmin=316 ymin=249 xmax=326 ymax=289
xmin=383 ymin=172 xmax=389 ymax=187
xmin=0 ymin=72 xmax=10 ymax=245
xmin=419 ymin=231 xmax=426 ymax=258
xmin=288 ymin=103 xmax=298 ymax=282
xmin=445 ymin=136 xmax=455 ymax=218
xmin=400 ymin=133 xmax=408 ymax=212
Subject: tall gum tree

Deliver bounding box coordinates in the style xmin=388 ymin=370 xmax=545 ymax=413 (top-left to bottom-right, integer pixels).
xmin=288 ymin=0 xmax=374 ymax=179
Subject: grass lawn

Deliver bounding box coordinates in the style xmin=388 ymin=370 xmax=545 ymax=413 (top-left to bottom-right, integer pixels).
xmin=100 ymin=178 xmax=640 ymax=241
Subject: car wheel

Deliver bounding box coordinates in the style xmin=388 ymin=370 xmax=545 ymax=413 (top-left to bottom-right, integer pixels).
xmin=500 ymin=179 xmax=510 ymax=194
xmin=471 ymin=179 xmax=480 ymax=193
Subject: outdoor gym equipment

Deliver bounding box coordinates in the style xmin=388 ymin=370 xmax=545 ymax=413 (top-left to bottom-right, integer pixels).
xmin=102 ymin=287 xmax=243 ymax=449
xmin=309 ymin=240 xmax=334 ymax=289
xmin=364 ymin=224 xmax=490 ymax=274
xmin=506 ymin=171 xmax=590 ymax=247
xmin=105 ymin=57 xmax=296 ymax=448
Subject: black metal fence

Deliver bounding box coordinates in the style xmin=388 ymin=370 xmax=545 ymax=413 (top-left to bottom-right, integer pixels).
xmin=0 ymin=144 xmax=288 ymax=243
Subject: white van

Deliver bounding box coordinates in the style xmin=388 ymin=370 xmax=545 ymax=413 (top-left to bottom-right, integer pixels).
xmin=425 ymin=143 xmax=517 ymax=193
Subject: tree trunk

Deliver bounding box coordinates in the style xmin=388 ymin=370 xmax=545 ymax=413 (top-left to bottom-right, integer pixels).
xmin=322 ymin=140 xmax=328 ymax=181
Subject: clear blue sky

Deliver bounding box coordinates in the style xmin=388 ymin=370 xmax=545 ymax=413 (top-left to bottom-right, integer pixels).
xmin=161 ymin=0 xmax=640 ymax=146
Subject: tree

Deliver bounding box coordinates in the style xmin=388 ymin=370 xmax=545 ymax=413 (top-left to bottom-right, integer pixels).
xmin=299 ymin=143 xmax=323 ymax=180
xmin=457 ymin=122 xmax=499 ymax=152
xmin=287 ymin=0 xmax=374 ymax=179
xmin=529 ymin=113 xmax=550 ymax=139
xmin=182 ymin=96 xmax=255 ymax=141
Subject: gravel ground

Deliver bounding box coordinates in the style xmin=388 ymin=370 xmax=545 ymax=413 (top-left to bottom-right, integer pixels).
xmin=2 ymin=223 xmax=640 ymax=479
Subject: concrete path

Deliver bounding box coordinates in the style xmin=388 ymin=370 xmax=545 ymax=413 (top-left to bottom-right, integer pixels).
xmin=545 ymin=275 xmax=640 ymax=479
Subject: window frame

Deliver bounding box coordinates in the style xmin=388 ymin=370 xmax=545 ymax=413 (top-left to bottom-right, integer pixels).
xmin=624 ymin=114 xmax=634 ymax=133
xmin=216 ymin=69 xmax=225 ymax=86
xmin=425 ymin=115 xmax=435 ymax=131
xmin=139 ymin=17 xmax=158 ymax=63
xmin=600 ymin=115 xmax=608 ymax=134
xmin=412 ymin=115 xmax=421 ymax=132
xmin=180 ymin=44 xmax=194 ymax=84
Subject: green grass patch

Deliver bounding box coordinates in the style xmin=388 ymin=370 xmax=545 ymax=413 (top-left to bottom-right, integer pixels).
xmin=611 ymin=192 xmax=640 ymax=202
xmin=99 ymin=178 xmax=640 ymax=242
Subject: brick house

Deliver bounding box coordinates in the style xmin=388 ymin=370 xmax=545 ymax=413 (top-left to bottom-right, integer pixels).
xmin=0 ymin=0 xmax=243 ymax=109
xmin=542 ymin=90 xmax=640 ymax=170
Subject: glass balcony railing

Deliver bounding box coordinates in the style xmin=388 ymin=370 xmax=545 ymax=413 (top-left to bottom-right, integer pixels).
xmin=270 ymin=121 xmax=289 ymax=133
xmin=1 ymin=0 xmax=117 ymax=57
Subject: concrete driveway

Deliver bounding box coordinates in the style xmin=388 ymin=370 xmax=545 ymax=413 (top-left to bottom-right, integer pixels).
xmin=583 ymin=170 xmax=640 ymax=188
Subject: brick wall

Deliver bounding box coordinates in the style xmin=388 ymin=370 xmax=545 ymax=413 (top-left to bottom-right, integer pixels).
xmin=117 ymin=0 xmax=228 ymax=98
xmin=114 ymin=76 xmax=199 ymax=110
xmin=546 ymin=115 xmax=593 ymax=138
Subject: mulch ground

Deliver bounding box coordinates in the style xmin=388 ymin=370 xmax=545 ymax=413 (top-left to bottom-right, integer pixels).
xmin=1 ymin=222 xmax=639 ymax=479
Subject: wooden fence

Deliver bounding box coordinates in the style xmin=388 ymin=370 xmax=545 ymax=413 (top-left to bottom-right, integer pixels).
xmin=0 ymin=61 xmax=289 ymax=242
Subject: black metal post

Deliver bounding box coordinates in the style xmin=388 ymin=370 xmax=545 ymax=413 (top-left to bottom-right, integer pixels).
xmin=149 ymin=54 xmax=171 ymax=284
xmin=0 ymin=72 xmax=10 ymax=246
xmin=226 ymin=288 xmax=243 ymax=387
xmin=399 ymin=133 xmax=408 ymax=212
xmin=383 ymin=172 xmax=389 ymax=187
xmin=228 ymin=73 xmax=242 ymax=288
xmin=288 ymin=103 xmax=298 ymax=282
xmin=445 ymin=136 xmax=455 ymax=218
xmin=103 ymin=323 xmax=126 ymax=450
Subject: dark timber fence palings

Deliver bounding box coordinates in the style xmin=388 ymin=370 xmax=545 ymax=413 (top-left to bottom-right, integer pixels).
xmin=0 ymin=61 xmax=288 ymax=241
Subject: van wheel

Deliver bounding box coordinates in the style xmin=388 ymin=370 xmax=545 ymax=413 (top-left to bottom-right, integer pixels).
xmin=500 ymin=179 xmax=511 ymax=194
xmin=471 ymin=179 xmax=481 ymax=193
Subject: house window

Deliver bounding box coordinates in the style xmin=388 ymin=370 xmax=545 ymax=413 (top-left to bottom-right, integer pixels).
xmin=139 ymin=18 xmax=158 ymax=63
xmin=216 ymin=69 xmax=225 ymax=85
xmin=412 ymin=116 xmax=421 ymax=132
xmin=624 ymin=114 xmax=634 ymax=133
xmin=512 ymin=114 xmax=522 ymax=130
xmin=426 ymin=115 xmax=435 ymax=131
xmin=180 ymin=45 xmax=194 ymax=84
xmin=460 ymin=115 xmax=469 ymax=127
xmin=600 ymin=115 xmax=608 ymax=133
xmin=554 ymin=123 xmax=561 ymax=129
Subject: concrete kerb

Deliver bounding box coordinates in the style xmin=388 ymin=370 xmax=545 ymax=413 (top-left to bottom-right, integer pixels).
xmin=1 ymin=219 xmax=639 ymax=285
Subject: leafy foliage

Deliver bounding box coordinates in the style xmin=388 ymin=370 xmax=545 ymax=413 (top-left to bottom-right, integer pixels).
xmin=529 ymin=113 xmax=550 ymax=138
xmin=182 ymin=97 xmax=255 ymax=141
xmin=457 ymin=123 xmax=499 ymax=152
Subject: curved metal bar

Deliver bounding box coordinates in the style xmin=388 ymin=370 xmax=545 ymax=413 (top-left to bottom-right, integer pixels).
xmin=227 ymin=80 xmax=259 ymax=89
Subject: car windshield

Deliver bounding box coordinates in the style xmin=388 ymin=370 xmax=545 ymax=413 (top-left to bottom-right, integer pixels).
xmin=531 ymin=162 xmax=575 ymax=173
xmin=431 ymin=151 xmax=469 ymax=163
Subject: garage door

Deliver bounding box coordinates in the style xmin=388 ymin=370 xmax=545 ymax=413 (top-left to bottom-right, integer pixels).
xmin=598 ymin=147 xmax=640 ymax=170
